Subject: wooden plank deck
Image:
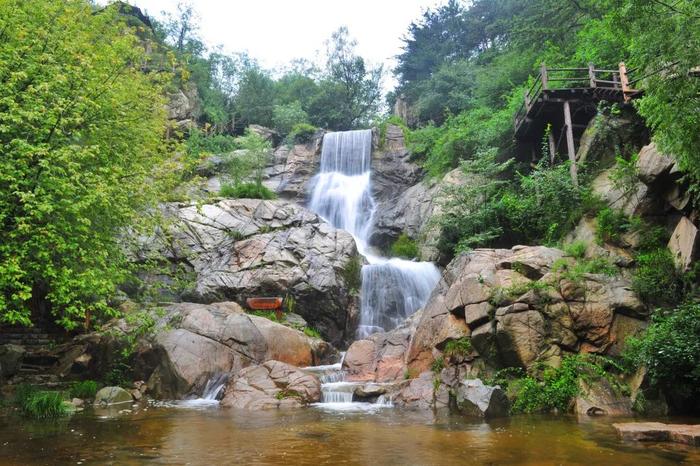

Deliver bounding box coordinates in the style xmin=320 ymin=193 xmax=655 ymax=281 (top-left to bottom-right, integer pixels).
xmin=514 ymin=63 xmax=642 ymax=141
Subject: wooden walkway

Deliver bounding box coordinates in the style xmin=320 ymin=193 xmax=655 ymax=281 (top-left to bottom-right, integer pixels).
xmin=514 ymin=63 xmax=642 ymax=184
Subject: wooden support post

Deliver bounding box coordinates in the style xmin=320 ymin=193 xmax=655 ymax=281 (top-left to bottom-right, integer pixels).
xmin=588 ymin=63 xmax=596 ymax=88
xmin=548 ymin=130 xmax=556 ymax=164
xmin=541 ymin=63 xmax=548 ymax=90
xmin=524 ymin=88 xmax=530 ymax=110
xmin=563 ymin=100 xmax=578 ymax=186
xmin=619 ymin=62 xmax=631 ymax=102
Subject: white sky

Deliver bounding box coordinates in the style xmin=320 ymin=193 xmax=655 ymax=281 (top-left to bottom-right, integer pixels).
xmin=117 ymin=0 xmax=444 ymax=87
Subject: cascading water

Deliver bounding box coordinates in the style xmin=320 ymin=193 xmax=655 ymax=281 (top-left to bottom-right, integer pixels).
xmin=306 ymin=129 xmax=440 ymax=410
xmin=309 ymin=129 xmax=440 ymax=338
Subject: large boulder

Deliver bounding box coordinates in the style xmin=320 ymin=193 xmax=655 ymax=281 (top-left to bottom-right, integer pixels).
xmin=343 ymin=310 xmax=422 ymax=382
xmin=392 ymin=371 xmax=449 ymax=410
xmin=636 ymin=143 xmax=675 ymax=184
xmin=574 ymin=378 xmax=632 ymax=416
xmin=454 ymin=379 xmax=510 ymax=418
xmin=220 ymin=360 xmax=321 ymax=409
xmin=668 ymin=216 xmax=699 ymax=271
xmin=133 ymin=199 xmax=361 ymax=345
xmin=274 ymin=136 xmax=324 ymax=201
xmin=95 ymin=386 xmax=133 ymax=406
xmin=0 ymin=344 xmax=25 ymax=379
xmin=143 ymin=302 xmax=336 ymax=399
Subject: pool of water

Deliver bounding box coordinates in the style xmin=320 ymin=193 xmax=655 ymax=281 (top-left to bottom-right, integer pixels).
xmin=1 ymin=404 xmax=698 ymax=465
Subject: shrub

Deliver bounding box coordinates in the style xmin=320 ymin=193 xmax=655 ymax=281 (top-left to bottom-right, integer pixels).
xmin=20 ymin=391 xmax=68 ymax=419
xmin=69 ymin=380 xmax=99 ymax=400
xmin=272 ymin=101 xmax=309 ymax=136
xmin=595 ymin=208 xmax=631 ymax=245
xmin=509 ymin=355 xmax=624 ymax=414
xmin=186 ymin=128 xmax=239 ymax=159
xmin=340 ymin=256 xmax=362 ymax=294
xmin=389 ymin=234 xmax=419 ymax=259
xmin=624 ymin=304 xmax=700 ymax=404
xmin=430 ymin=356 xmax=445 ymax=373
xmin=443 ymin=337 xmax=472 ymax=358
xmin=632 ymin=248 xmax=682 ymax=305
xmin=563 ymin=240 xmax=587 ymax=259
xmin=220 ymin=182 xmax=277 ymax=199
xmin=287 ymin=123 xmax=318 ymax=144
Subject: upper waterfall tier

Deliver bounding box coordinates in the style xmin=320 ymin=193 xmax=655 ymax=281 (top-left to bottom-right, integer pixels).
xmin=319 ymin=130 xmax=373 ymax=175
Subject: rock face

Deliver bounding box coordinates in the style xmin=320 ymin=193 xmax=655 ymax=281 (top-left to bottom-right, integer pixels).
xmin=95 ymin=386 xmax=133 ymax=406
xmin=574 ymin=378 xmax=632 ymax=416
xmin=343 ymin=310 xmax=422 ymax=382
xmin=220 ymin=360 xmax=321 ymax=409
xmin=454 ymin=379 xmax=510 ymax=418
xmin=348 ymin=246 xmax=646 ymax=383
xmin=143 ymin=302 xmax=336 ymax=399
xmin=0 ymin=344 xmax=25 ymax=378
xmin=273 ymin=136 xmax=324 ymax=201
xmin=668 ymin=216 xmax=699 ymax=270
xmin=392 ymin=371 xmax=449 ymax=410
xmin=134 ymin=199 xmax=361 ymax=345
xmin=371 ymin=168 xmax=468 ymax=261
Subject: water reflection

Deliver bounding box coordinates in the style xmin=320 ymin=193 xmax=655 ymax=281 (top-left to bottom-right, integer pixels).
xmin=0 ymin=407 xmax=698 ymax=465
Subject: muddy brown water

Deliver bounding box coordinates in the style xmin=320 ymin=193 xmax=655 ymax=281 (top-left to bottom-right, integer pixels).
xmin=1 ymin=404 xmax=699 ymax=465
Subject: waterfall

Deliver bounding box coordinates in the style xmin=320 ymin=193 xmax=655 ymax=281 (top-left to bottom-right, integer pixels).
xmin=309 ymin=129 xmax=440 ymax=338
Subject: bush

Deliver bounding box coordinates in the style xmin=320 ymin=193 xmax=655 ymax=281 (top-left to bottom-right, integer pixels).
xmin=272 ymin=101 xmax=309 ymax=136
xmin=563 ymin=241 xmax=587 ymax=259
xmin=186 ymin=128 xmax=239 ymax=159
xmin=632 ymin=248 xmax=682 ymax=305
xmin=509 ymin=355 xmax=624 ymax=414
xmin=287 ymin=123 xmax=317 ymax=144
xmin=595 ymin=208 xmax=631 ymax=245
xmin=69 ymin=380 xmax=99 ymax=399
xmin=443 ymin=337 xmax=472 ymax=359
xmin=390 ymin=234 xmax=419 ymax=259
xmin=220 ymin=182 xmax=277 ymax=200
xmin=340 ymin=256 xmax=362 ymax=293
xmin=20 ymin=391 xmax=68 ymax=419
xmin=624 ymin=304 xmax=700 ymax=404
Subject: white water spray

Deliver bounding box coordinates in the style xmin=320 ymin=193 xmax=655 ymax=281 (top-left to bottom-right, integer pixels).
xmin=309 ymin=129 xmax=440 ymax=339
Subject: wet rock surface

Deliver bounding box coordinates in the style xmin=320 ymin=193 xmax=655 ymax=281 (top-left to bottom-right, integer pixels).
xmin=133 ymin=199 xmax=361 ymax=345
xmin=220 ymin=360 xmax=321 ymax=409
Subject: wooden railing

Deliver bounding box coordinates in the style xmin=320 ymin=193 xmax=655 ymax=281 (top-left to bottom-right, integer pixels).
xmin=514 ymin=62 xmax=636 ymax=129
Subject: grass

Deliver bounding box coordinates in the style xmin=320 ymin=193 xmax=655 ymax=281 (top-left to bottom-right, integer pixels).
xmin=443 ymin=337 xmax=472 ymax=359
xmin=69 ymin=380 xmax=99 ymax=399
xmin=303 ymin=327 xmax=321 ymax=339
xmin=220 ymin=182 xmax=277 ymax=200
xmin=15 ymin=387 xmax=69 ymax=419
xmin=389 ymin=233 xmax=419 ymax=259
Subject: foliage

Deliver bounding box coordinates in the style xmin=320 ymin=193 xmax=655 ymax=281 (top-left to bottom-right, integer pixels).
xmin=234 ymin=67 xmax=276 ymax=128
xmin=303 ymin=327 xmax=321 ymax=339
xmin=609 ymin=154 xmax=640 ymax=197
xmin=437 ymin=153 xmax=600 ymax=258
xmin=186 ymin=128 xmax=239 ymax=159
xmin=19 ymin=390 xmax=68 ymax=419
xmin=632 ymin=248 xmax=684 ymax=306
xmin=69 ymin=380 xmax=99 ymax=400
xmin=272 ymin=101 xmax=309 ymax=137
xmin=443 ymin=337 xmax=472 ymax=359
xmin=307 ymin=27 xmax=383 ymax=130
xmin=508 ymin=354 xmax=625 ymax=414
xmin=249 ymin=310 xmax=280 ymax=322
xmin=430 ymin=356 xmax=445 ymax=373
xmin=624 ymin=304 xmax=700 ymax=402
xmin=226 ymin=132 xmax=271 ymax=184
xmin=563 ymin=241 xmax=587 ymax=259
xmin=595 ymin=208 xmax=633 ymax=245
xmin=287 ymin=123 xmax=318 ymax=144
xmin=219 ymin=182 xmax=276 ymax=200
xmin=340 ymin=256 xmax=362 ymax=294
xmin=0 ymin=0 xmax=175 ymax=329
xmin=389 ymin=234 xmax=419 ymax=259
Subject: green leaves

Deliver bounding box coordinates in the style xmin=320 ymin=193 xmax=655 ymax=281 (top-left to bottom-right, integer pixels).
xmin=0 ymin=0 xmax=173 ymax=329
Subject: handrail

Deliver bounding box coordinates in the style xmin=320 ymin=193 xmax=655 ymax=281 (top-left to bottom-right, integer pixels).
xmin=515 ymin=62 xmax=639 ymax=130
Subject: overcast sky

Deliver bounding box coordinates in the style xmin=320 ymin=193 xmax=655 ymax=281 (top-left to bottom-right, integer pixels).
xmin=117 ymin=0 xmax=443 ymax=85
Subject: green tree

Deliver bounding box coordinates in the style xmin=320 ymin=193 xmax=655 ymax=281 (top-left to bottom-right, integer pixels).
xmin=309 ymin=27 xmax=383 ymax=130
xmin=0 ymin=0 xmax=172 ymax=329
xmin=272 ymin=101 xmax=309 ymax=136
xmin=235 ymin=67 xmax=276 ymax=128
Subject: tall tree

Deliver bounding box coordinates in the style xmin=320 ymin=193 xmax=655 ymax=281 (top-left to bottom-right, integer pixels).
xmin=0 ymin=0 xmax=173 ymax=329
